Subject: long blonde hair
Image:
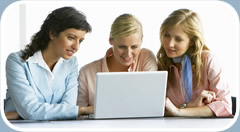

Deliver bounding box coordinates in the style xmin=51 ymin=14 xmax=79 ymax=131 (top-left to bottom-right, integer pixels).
xmin=157 ymin=9 xmax=209 ymax=85
xmin=110 ymin=14 xmax=143 ymax=39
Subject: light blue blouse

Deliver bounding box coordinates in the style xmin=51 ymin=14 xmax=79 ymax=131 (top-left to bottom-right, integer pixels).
xmin=4 ymin=51 xmax=79 ymax=120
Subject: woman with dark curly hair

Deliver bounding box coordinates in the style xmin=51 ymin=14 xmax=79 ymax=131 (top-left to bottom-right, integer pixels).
xmin=4 ymin=7 xmax=93 ymax=120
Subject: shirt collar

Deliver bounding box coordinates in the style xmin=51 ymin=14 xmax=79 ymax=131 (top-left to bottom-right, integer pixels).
xmin=27 ymin=50 xmax=47 ymax=66
xmin=26 ymin=51 xmax=64 ymax=80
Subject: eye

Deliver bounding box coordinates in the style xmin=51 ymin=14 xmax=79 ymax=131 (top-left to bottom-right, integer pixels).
xmin=118 ymin=45 xmax=126 ymax=49
xmin=164 ymin=33 xmax=170 ymax=38
xmin=79 ymin=39 xmax=84 ymax=44
xmin=68 ymin=36 xmax=75 ymax=40
xmin=131 ymin=45 xmax=138 ymax=49
xmin=175 ymin=37 xmax=182 ymax=42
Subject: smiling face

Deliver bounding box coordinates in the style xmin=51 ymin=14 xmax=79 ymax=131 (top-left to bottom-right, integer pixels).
xmin=49 ymin=28 xmax=86 ymax=60
xmin=109 ymin=32 xmax=142 ymax=67
xmin=162 ymin=25 xmax=191 ymax=58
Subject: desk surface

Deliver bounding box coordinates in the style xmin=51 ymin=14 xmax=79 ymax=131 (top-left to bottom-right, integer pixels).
xmin=8 ymin=117 xmax=234 ymax=131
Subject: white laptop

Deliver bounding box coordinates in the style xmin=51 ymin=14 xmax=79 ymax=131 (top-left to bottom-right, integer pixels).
xmin=89 ymin=71 xmax=168 ymax=119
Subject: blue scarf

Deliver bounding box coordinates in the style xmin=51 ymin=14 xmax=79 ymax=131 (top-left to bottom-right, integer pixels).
xmin=173 ymin=54 xmax=192 ymax=103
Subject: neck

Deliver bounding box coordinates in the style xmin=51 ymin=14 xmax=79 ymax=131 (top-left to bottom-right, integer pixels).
xmin=107 ymin=55 xmax=129 ymax=72
xmin=42 ymin=47 xmax=60 ymax=71
xmin=172 ymin=56 xmax=183 ymax=63
xmin=172 ymin=56 xmax=183 ymax=71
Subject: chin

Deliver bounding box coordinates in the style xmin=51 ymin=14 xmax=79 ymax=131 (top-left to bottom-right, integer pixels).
xmin=121 ymin=61 xmax=132 ymax=67
xmin=166 ymin=53 xmax=175 ymax=58
xmin=62 ymin=56 xmax=71 ymax=60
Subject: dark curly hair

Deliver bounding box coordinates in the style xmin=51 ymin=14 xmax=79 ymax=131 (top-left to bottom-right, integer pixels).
xmin=21 ymin=7 xmax=92 ymax=60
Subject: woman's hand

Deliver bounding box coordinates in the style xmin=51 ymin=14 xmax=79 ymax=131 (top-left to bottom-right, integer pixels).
xmin=165 ymin=96 xmax=216 ymax=117
xmin=78 ymin=106 xmax=94 ymax=116
xmin=5 ymin=112 xmax=20 ymax=120
xmin=165 ymin=97 xmax=180 ymax=116
xmin=187 ymin=90 xmax=216 ymax=108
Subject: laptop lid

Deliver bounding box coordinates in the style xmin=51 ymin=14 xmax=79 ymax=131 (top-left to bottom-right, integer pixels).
xmin=90 ymin=71 xmax=168 ymax=119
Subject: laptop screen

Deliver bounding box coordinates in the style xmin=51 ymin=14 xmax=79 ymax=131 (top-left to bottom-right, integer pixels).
xmin=91 ymin=71 xmax=168 ymax=119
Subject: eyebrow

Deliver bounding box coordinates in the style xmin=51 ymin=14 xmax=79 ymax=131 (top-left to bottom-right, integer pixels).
xmin=118 ymin=44 xmax=139 ymax=47
xmin=67 ymin=33 xmax=77 ymax=37
xmin=67 ymin=33 xmax=84 ymax=40
xmin=175 ymin=35 xmax=182 ymax=38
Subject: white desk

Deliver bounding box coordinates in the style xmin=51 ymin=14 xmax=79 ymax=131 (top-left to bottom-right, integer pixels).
xmin=8 ymin=117 xmax=234 ymax=131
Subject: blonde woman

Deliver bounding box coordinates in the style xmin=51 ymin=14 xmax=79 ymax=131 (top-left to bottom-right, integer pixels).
xmin=77 ymin=14 xmax=157 ymax=113
xmin=157 ymin=9 xmax=232 ymax=117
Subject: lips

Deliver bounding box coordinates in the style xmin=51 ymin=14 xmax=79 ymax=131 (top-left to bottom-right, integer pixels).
xmin=166 ymin=48 xmax=176 ymax=53
xmin=121 ymin=56 xmax=132 ymax=63
xmin=66 ymin=49 xmax=74 ymax=56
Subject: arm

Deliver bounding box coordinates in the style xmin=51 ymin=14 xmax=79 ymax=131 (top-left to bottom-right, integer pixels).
xmin=186 ymin=90 xmax=216 ymax=108
xmin=77 ymin=67 xmax=94 ymax=115
xmin=165 ymin=52 xmax=232 ymax=117
xmin=6 ymin=53 xmax=78 ymax=120
xmin=178 ymin=106 xmax=215 ymax=117
xmin=165 ymin=97 xmax=215 ymax=117
xmin=4 ymin=108 xmax=94 ymax=120
xmin=205 ymin=52 xmax=232 ymax=117
xmin=5 ymin=112 xmax=21 ymax=120
xmin=78 ymin=106 xmax=94 ymax=115
xmin=54 ymin=57 xmax=93 ymax=116
xmin=77 ymin=67 xmax=90 ymax=108
xmin=60 ymin=56 xmax=79 ymax=105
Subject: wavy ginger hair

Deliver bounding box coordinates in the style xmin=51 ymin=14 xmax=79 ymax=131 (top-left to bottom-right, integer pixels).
xmin=157 ymin=9 xmax=209 ymax=85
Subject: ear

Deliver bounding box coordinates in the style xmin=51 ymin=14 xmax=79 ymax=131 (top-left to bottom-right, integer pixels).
xmin=189 ymin=42 xmax=193 ymax=46
xmin=49 ymin=31 xmax=55 ymax=40
xmin=109 ymin=37 xmax=113 ymax=46
xmin=189 ymin=40 xmax=194 ymax=46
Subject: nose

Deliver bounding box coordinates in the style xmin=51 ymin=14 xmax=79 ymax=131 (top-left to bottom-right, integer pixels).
xmin=126 ymin=47 xmax=133 ymax=57
xmin=72 ymin=40 xmax=80 ymax=51
xmin=169 ymin=39 xmax=175 ymax=48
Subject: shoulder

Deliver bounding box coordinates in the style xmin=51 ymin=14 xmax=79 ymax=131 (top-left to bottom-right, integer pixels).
xmin=139 ymin=48 xmax=155 ymax=55
xmin=6 ymin=51 xmax=24 ymax=65
xmin=6 ymin=52 xmax=27 ymax=76
xmin=201 ymin=50 xmax=219 ymax=65
xmin=201 ymin=50 xmax=214 ymax=59
xmin=138 ymin=48 xmax=155 ymax=59
xmin=80 ymin=58 xmax=103 ymax=74
xmin=78 ymin=58 xmax=103 ymax=83
xmin=137 ymin=48 xmax=157 ymax=71
xmin=64 ymin=56 xmax=78 ymax=64
xmin=201 ymin=50 xmax=223 ymax=73
xmin=7 ymin=51 xmax=22 ymax=60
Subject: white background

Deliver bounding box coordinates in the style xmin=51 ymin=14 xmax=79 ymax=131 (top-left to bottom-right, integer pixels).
xmin=1 ymin=1 xmax=239 ymax=99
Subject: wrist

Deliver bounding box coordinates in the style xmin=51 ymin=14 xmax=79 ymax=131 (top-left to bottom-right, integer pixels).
xmin=175 ymin=107 xmax=182 ymax=116
xmin=78 ymin=107 xmax=86 ymax=116
xmin=180 ymin=103 xmax=187 ymax=109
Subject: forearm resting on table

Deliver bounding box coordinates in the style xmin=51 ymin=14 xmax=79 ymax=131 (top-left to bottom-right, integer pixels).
xmin=5 ymin=112 xmax=20 ymax=120
xmin=178 ymin=105 xmax=215 ymax=117
xmin=5 ymin=107 xmax=93 ymax=119
xmin=78 ymin=106 xmax=94 ymax=116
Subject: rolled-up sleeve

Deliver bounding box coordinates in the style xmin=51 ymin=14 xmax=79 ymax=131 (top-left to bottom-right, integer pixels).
xmin=205 ymin=53 xmax=232 ymax=117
